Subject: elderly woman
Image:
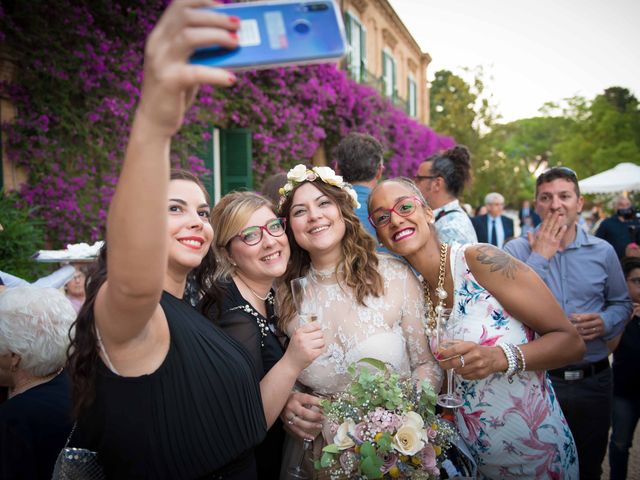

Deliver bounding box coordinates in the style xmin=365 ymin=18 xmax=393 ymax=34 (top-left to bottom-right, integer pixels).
xmin=0 ymin=287 xmax=76 ymax=480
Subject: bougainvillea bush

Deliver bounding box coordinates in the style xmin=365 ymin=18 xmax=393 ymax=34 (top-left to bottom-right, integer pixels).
xmin=0 ymin=1 xmax=452 ymax=247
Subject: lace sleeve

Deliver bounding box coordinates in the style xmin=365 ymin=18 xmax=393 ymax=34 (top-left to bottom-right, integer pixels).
xmin=400 ymin=268 xmax=443 ymax=392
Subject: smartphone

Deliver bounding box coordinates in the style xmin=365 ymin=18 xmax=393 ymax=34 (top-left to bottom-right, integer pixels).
xmin=189 ymin=0 xmax=347 ymax=71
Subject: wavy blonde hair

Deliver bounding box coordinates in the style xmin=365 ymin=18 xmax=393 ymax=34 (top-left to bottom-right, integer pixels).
xmin=277 ymin=179 xmax=383 ymax=331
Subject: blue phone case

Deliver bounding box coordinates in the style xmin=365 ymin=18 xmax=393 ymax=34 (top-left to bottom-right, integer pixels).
xmin=189 ymin=0 xmax=347 ymax=71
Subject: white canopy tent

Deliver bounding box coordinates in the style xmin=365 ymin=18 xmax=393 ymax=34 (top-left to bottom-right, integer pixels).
xmin=578 ymin=162 xmax=640 ymax=194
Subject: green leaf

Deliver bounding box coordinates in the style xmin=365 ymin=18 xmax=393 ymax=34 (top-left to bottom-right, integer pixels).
xmin=376 ymin=432 xmax=392 ymax=453
xmin=360 ymin=441 xmax=376 ymax=458
xmin=320 ymin=451 xmax=335 ymax=468
xmin=358 ymin=357 xmax=386 ymax=371
xmin=360 ymin=455 xmax=384 ymax=478
xmin=322 ymin=444 xmax=340 ymax=454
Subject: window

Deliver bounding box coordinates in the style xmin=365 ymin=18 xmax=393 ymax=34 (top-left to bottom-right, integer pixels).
xmin=344 ymin=12 xmax=367 ymax=82
xmin=382 ymin=51 xmax=396 ymax=98
xmin=407 ymin=76 xmax=417 ymax=117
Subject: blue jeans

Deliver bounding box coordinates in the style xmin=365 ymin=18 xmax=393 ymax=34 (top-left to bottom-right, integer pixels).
xmin=609 ymin=395 xmax=640 ymax=479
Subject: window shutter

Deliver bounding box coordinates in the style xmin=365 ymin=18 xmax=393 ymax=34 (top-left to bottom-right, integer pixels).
xmin=344 ymin=13 xmax=352 ymax=71
xmin=392 ymin=57 xmax=397 ymax=98
xmin=199 ymin=125 xmax=216 ymax=203
xmin=360 ymin=25 xmax=367 ymax=81
xmin=221 ymin=128 xmax=252 ymax=195
xmin=382 ymin=51 xmax=387 ymax=95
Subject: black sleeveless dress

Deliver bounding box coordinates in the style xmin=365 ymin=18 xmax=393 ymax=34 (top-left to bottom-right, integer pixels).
xmin=77 ymin=292 xmax=266 ymax=479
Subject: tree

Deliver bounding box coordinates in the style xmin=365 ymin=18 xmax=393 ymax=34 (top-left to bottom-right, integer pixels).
xmin=471 ymin=117 xmax=572 ymax=205
xmin=549 ymin=87 xmax=640 ymax=177
xmin=429 ymin=67 xmax=498 ymax=154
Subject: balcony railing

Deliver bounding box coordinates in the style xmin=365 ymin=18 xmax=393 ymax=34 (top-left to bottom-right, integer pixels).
xmin=346 ymin=66 xmax=411 ymax=115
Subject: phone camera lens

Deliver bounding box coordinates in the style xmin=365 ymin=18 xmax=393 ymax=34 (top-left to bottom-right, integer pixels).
xmin=305 ymin=2 xmax=329 ymax=12
xmin=293 ymin=19 xmax=312 ymax=34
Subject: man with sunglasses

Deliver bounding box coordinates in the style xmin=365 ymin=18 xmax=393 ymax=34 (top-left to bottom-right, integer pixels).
xmin=504 ymin=166 xmax=632 ymax=480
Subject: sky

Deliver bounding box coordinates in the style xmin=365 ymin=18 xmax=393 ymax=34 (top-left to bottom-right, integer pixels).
xmin=388 ymin=0 xmax=640 ymax=123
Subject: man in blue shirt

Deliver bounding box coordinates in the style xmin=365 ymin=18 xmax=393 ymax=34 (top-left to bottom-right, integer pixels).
xmin=504 ymin=166 xmax=632 ymax=480
xmin=335 ymin=132 xmax=384 ymax=239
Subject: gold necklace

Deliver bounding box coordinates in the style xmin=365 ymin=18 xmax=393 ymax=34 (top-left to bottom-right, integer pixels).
xmin=423 ymin=242 xmax=448 ymax=336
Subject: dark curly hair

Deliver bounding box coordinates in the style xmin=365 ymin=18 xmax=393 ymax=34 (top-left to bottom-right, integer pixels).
xmin=426 ymin=145 xmax=472 ymax=197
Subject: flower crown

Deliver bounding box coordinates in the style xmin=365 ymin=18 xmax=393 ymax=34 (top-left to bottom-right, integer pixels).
xmin=278 ymin=164 xmax=361 ymax=209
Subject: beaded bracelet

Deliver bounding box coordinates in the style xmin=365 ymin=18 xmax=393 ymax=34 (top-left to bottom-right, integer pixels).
xmin=513 ymin=344 xmax=526 ymax=373
xmin=499 ymin=343 xmax=517 ymax=382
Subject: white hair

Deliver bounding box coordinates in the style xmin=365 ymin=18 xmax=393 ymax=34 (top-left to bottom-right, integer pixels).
xmin=0 ymin=287 xmax=76 ymax=376
xmin=611 ymin=195 xmax=629 ymax=210
xmin=484 ymin=192 xmax=505 ymax=205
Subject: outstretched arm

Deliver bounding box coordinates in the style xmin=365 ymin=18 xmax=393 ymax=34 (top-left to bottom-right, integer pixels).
xmin=96 ymin=0 xmax=239 ymax=345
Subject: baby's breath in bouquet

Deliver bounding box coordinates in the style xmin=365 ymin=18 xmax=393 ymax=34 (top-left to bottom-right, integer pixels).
xmin=317 ymin=358 xmax=456 ymax=479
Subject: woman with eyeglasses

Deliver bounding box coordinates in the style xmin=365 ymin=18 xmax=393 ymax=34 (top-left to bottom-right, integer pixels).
xmin=276 ymin=165 xmax=443 ymax=475
xmin=367 ymin=178 xmax=585 ymax=479
xmin=200 ymin=191 xmax=325 ymax=479
xmin=66 ymin=3 xmax=270 ymax=478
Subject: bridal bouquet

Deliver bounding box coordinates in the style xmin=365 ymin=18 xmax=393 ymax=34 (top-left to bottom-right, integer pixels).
xmin=317 ymin=359 xmax=456 ymax=479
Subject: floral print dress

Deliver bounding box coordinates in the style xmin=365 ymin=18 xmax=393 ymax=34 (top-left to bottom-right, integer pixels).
xmin=449 ymin=243 xmax=578 ymax=479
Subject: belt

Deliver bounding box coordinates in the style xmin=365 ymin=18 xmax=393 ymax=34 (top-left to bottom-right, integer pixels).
xmin=548 ymin=358 xmax=610 ymax=381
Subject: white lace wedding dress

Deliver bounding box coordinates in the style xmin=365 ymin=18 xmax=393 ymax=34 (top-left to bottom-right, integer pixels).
xmin=287 ymin=254 xmax=442 ymax=397
xmin=280 ymin=255 xmax=442 ymax=478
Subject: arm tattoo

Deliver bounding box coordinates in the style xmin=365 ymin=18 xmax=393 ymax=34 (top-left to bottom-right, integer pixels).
xmin=475 ymin=245 xmax=526 ymax=280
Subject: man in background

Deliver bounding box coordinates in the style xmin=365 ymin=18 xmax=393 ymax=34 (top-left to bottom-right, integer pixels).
xmin=414 ymin=145 xmax=477 ymax=244
xmin=335 ymin=132 xmax=384 ymax=238
xmin=596 ymin=195 xmax=640 ymax=260
xmin=519 ymin=199 xmax=541 ymax=228
xmin=472 ymin=192 xmax=514 ymax=248
xmin=505 ymin=167 xmax=631 ymax=480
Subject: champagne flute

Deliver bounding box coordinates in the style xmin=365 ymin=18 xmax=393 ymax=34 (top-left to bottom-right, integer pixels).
xmin=291 ymin=277 xmax=318 ymax=324
xmin=431 ymin=308 xmax=464 ymax=409
xmin=286 ymin=277 xmax=318 ymax=479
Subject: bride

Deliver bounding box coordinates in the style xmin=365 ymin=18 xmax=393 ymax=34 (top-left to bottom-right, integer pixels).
xmin=276 ymin=165 xmax=442 ymax=468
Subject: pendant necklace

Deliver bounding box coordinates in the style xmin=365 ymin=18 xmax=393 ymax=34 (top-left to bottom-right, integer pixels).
xmin=423 ymin=242 xmax=448 ymax=336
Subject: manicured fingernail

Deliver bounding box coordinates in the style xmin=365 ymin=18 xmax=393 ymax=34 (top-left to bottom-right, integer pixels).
xmin=229 ymin=31 xmax=238 ymax=40
xmin=229 ymin=16 xmax=241 ymax=25
xmin=228 ymin=73 xmax=237 ymax=84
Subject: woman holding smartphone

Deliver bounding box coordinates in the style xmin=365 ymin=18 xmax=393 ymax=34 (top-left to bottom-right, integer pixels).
xmin=67 ymin=2 xmax=267 ymax=478
xmin=367 ymin=177 xmax=585 ymax=479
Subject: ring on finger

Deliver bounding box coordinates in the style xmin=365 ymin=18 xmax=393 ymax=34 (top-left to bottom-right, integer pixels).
xmin=459 ymin=355 xmax=465 ymax=368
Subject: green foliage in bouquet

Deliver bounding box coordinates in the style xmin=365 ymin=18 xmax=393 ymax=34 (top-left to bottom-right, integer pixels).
xmin=318 ymin=358 xmax=455 ymax=479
